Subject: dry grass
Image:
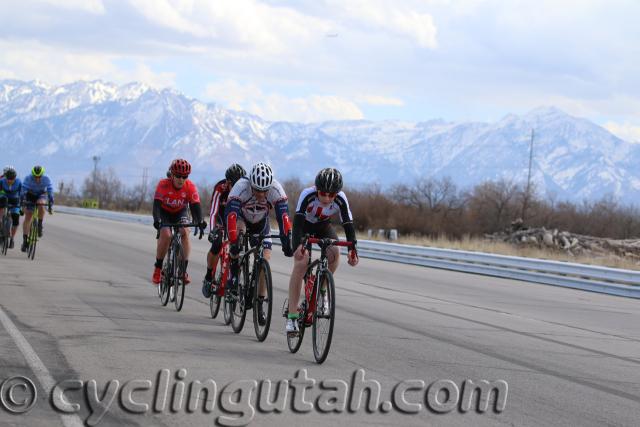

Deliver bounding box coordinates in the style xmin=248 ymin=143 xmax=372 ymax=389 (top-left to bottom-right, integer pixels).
xmin=361 ymin=233 xmax=640 ymax=271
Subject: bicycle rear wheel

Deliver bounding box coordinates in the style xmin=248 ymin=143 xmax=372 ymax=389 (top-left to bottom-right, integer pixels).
xmin=253 ymin=260 xmax=273 ymax=342
xmin=287 ymin=300 xmax=306 ymax=353
xmin=27 ymin=220 xmax=37 ymax=260
xmin=312 ymin=270 xmax=336 ymax=364
xmin=173 ymin=243 xmax=186 ymax=312
xmin=223 ymin=289 xmax=232 ymax=325
xmin=230 ymin=260 xmax=249 ymax=333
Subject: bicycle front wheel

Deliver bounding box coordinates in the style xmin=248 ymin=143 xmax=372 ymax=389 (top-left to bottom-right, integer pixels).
xmin=253 ymin=260 xmax=273 ymax=342
xmin=1 ymin=216 xmax=9 ymax=256
xmin=27 ymin=220 xmax=37 ymax=260
xmin=209 ymin=255 xmax=224 ymax=318
xmin=231 ymin=260 xmax=250 ymax=333
xmin=312 ymin=269 xmax=336 ymax=364
xmin=173 ymin=243 xmax=186 ymax=312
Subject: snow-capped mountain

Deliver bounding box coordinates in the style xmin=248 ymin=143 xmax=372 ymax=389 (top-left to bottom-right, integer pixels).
xmin=1 ymin=79 xmax=639 ymax=203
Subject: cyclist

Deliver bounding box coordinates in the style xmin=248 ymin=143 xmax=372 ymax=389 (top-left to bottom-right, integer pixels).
xmin=152 ymin=159 xmax=206 ymax=285
xmin=201 ymin=163 xmax=246 ymax=298
xmin=225 ymin=162 xmax=293 ymax=324
xmin=285 ymin=167 xmax=358 ymax=334
xmin=0 ymin=166 xmax=22 ymax=249
xmin=20 ymin=166 xmax=54 ymax=252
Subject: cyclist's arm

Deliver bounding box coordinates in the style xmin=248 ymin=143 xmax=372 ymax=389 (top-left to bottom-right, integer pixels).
xmin=274 ymin=199 xmax=290 ymax=236
xmin=336 ymin=193 xmax=357 ymax=244
xmin=291 ymin=213 xmax=306 ymax=251
xmin=225 ymin=197 xmax=242 ymax=243
xmin=45 ymin=177 xmax=54 ymax=204
xmin=209 ymin=186 xmax=222 ymax=233
xmin=189 ymin=202 xmax=203 ymax=224
xmin=152 ymin=199 xmax=163 ymax=224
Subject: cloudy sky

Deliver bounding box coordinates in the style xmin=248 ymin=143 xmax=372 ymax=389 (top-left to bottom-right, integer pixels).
xmin=1 ymin=0 xmax=639 ymax=140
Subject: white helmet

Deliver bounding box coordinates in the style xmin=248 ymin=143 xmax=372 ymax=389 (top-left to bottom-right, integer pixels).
xmin=250 ymin=162 xmax=273 ymax=191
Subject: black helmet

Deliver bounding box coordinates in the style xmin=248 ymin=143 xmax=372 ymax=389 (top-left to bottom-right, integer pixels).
xmin=225 ymin=163 xmax=246 ymax=185
xmin=315 ymin=168 xmax=343 ymax=193
xmin=3 ymin=166 xmax=16 ymax=180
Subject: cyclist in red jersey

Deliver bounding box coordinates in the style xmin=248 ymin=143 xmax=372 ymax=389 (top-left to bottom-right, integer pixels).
xmin=201 ymin=163 xmax=246 ymax=298
xmin=151 ymin=159 xmax=206 ymax=285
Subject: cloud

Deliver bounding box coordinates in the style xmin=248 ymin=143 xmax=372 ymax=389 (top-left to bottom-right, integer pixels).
xmin=327 ymin=0 xmax=438 ymax=48
xmin=357 ymin=95 xmax=405 ymax=106
xmin=0 ymin=40 xmax=175 ymax=88
xmin=205 ymin=79 xmax=363 ymax=122
xmin=36 ymin=0 xmax=105 ymax=14
xmin=604 ymin=122 xmax=640 ymax=143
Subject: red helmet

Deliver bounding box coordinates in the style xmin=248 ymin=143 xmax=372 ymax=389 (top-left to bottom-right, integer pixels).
xmin=170 ymin=158 xmax=191 ymax=177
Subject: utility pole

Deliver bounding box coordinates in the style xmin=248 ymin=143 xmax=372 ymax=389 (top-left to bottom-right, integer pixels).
xmin=140 ymin=167 xmax=149 ymax=210
xmin=92 ymin=156 xmax=100 ymax=203
xmin=521 ymin=129 xmax=534 ymax=223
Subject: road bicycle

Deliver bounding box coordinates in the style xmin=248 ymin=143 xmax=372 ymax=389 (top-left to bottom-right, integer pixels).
xmin=284 ymin=235 xmax=354 ymax=364
xmin=156 ymin=222 xmax=203 ymax=311
xmin=25 ymin=202 xmax=51 ymax=261
xmin=228 ymin=230 xmax=289 ymax=341
xmin=209 ymin=234 xmax=232 ymax=325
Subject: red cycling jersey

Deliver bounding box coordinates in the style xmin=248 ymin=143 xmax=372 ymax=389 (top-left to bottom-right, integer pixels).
xmin=154 ymin=178 xmax=201 ymax=214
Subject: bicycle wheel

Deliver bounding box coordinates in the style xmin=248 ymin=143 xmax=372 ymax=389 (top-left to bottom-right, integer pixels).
xmin=230 ymin=259 xmax=249 ymax=333
xmin=223 ymin=288 xmax=232 ymax=325
xmin=173 ymin=242 xmax=186 ymax=312
xmin=27 ymin=220 xmax=37 ymax=260
xmin=159 ymin=254 xmax=171 ymax=306
xmin=1 ymin=216 xmax=9 ymax=256
xmin=209 ymin=254 xmax=224 ymax=318
xmin=287 ymin=300 xmax=306 ymax=353
xmin=312 ymin=269 xmax=336 ymax=364
xmin=253 ymin=260 xmax=273 ymax=342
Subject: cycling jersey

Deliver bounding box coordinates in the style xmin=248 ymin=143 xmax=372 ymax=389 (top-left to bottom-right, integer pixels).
xmin=292 ymin=186 xmax=356 ymax=250
xmin=21 ymin=175 xmax=54 ymax=202
xmin=225 ymin=177 xmax=288 ymax=226
xmin=209 ymin=179 xmax=231 ymax=233
xmin=0 ymin=177 xmax=22 ymax=200
xmin=154 ymin=178 xmax=200 ymax=214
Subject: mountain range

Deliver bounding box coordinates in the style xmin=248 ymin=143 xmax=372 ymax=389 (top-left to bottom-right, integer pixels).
xmin=1 ymin=79 xmax=639 ymax=204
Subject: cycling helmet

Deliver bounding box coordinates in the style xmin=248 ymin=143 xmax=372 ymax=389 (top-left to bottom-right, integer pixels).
xmin=249 ymin=162 xmax=273 ymax=191
xmin=3 ymin=166 xmax=16 ymax=180
xmin=170 ymin=159 xmax=191 ymax=177
xmin=32 ymin=165 xmax=45 ymax=177
xmin=315 ymin=167 xmax=343 ymax=193
xmin=225 ymin=163 xmax=246 ymax=185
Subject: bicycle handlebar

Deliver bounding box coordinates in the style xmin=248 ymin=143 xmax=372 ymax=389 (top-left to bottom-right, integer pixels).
xmin=305 ymin=235 xmax=355 ymax=248
xmin=155 ymin=222 xmax=204 ymax=240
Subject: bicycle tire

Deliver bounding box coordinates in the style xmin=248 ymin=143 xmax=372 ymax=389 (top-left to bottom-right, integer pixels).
xmin=253 ymin=260 xmax=273 ymax=342
xmin=209 ymin=252 xmax=225 ymax=318
xmin=312 ymin=269 xmax=336 ymax=364
xmin=173 ymin=242 xmax=186 ymax=311
xmin=28 ymin=220 xmax=37 ymax=260
xmin=223 ymin=289 xmax=232 ymax=325
xmin=159 ymin=248 xmax=172 ymax=306
xmin=230 ymin=258 xmax=249 ymax=333
xmin=1 ymin=215 xmax=9 ymax=256
xmin=286 ymin=298 xmax=306 ymax=353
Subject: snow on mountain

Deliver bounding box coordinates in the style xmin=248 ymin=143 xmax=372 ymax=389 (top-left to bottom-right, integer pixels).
xmin=0 ymin=79 xmax=638 ymax=204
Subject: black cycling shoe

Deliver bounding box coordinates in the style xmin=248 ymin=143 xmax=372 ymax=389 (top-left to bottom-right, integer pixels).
xmin=202 ymin=278 xmax=212 ymax=298
xmin=37 ymin=223 xmax=43 ymax=238
xmin=8 ymin=238 xmax=14 ymax=249
xmin=21 ymin=242 xmax=27 ymax=252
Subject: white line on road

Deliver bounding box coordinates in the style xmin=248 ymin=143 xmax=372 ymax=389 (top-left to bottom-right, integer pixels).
xmin=0 ymin=305 xmax=84 ymax=427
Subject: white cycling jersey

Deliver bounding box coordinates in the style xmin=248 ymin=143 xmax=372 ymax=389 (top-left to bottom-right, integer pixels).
xmin=227 ymin=177 xmax=288 ymax=224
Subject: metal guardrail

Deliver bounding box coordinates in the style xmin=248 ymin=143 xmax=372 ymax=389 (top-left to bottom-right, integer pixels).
xmin=56 ymin=206 xmax=640 ymax=299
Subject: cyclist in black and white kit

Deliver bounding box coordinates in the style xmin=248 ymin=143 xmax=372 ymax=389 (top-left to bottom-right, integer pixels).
xmin=285 ymin=168 xmax=358 ymax=334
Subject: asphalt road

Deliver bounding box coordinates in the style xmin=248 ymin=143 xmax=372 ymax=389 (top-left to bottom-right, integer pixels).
xmin=0 ymin=212 xmax=638 ymax=427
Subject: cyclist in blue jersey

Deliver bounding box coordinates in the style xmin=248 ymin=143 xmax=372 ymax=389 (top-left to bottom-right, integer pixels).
xmin=20 ymin=165 xmax=54 ymax=252
xmin=0 ymin=166 xmax=22 ymax=249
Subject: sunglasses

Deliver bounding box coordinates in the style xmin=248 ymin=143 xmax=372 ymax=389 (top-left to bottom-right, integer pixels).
xmin=173 ymin=174 xmax=188 ymax=179
xmin=318 ymin=191 xmax=337 ymax=198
